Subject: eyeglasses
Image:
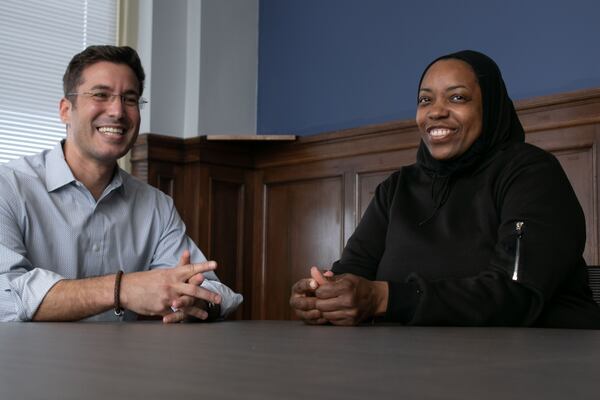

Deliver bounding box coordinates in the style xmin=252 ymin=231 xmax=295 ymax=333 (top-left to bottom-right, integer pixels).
xmin=67 ymin=91 xmax=148 ymax=109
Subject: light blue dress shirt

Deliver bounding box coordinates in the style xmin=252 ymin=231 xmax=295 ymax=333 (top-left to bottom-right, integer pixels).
xmin=0 ymin=142 xmax=242 ymax=321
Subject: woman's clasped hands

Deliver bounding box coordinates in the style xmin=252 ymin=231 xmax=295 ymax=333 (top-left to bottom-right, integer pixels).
xmin=290 ymin=267 xmax=388 ymax=326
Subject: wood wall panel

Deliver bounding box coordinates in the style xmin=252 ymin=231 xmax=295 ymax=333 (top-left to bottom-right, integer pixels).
xmin=131 ymin=87 xmax=600 ymax=320
xmin=263 ymin=177 xmax=344 ymax=320
xmin=357 ymin=170 xmax=397 ymax=223
xmin=209 ymin=178 xmax=245 ymax=319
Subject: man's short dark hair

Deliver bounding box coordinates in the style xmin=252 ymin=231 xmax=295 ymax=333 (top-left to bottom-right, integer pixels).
xmin=62 ymin=45 xmax=146 ymax=97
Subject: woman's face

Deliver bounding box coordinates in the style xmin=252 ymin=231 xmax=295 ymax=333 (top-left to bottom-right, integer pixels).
xmin=416 ymin=59 xmax=483 ymax=161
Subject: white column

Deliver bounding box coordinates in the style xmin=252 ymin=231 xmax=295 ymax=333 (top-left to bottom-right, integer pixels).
xmin=136 ymin=0 xmax=153 ymax=134
xmin=198 ymin=0 xmax=259 ymax=134
xmin=133 ymin=0 xmax=258 ymax=138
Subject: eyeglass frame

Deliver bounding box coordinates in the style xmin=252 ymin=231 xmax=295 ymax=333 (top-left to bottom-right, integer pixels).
xmin=66 ymin=91 xmax=148 ymax=109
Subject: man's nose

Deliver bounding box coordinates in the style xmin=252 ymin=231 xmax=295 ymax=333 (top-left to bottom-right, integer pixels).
xmin=106 ymin=94 xmax=126 ymax=117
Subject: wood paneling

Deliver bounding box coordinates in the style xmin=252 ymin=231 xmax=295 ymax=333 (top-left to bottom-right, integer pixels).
xmin=357 ymin=170 xmax=398 ymax=222
xmin=208 ymin=178 xmax=245 ymax=319
xmin=131 ymin=87 xmax=600 ymax=320
xmin=263 ymin=177 xmax=344 ymax=319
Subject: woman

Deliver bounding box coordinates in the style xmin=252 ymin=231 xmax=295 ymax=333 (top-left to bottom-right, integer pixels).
xmin=290 ymin=50 xmax=600 ymax=328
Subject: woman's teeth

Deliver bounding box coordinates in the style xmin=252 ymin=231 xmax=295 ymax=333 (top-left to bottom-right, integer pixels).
xmin=429 ymin=128 xmax=453 ymax=137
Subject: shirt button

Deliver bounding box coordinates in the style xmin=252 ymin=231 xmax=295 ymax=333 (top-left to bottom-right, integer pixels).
xmin=92 ymin=244 xmax=100 ymax=252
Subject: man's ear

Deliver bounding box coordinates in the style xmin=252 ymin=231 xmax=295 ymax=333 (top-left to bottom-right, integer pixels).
xmin=59 ymin=97 xmax=71 ymax=125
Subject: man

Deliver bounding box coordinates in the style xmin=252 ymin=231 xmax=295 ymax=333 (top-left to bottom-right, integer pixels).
xmin=0 ymin=45 xmax=242 ymax=322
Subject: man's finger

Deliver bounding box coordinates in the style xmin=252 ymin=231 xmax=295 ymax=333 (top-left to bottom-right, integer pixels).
xmin=177 ymin=250 xmax=191 ymax=267
xmin=187 ymin=273 xmax=205 ymax=286
xmin=172 ymin=295 xmax=195 ymax=310
xmin=177 ymin=260 xmax=217 ymax=280
xmin=174 ymin=282 xmax=221 ymax=304
xmin=180 ymin=306 xmax=209 ymax=320
xmin=162 ymin=309 xmax=186 ymax=324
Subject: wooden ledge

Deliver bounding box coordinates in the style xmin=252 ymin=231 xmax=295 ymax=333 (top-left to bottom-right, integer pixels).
xmin=205 ymin=134 xmax=296 ymax=141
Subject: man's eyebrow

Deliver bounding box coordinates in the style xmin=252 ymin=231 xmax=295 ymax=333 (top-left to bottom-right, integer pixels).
xmin=88 ymin=84 xmax=139 ymax=95
xmin=89 ymin=84 xmax=111 ymax=91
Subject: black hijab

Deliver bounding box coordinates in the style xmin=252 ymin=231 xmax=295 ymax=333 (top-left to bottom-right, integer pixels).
xmin=415 ymin=50 xmax=525 ymax=223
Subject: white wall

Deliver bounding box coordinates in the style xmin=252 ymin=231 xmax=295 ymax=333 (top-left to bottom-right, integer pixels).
xmin=135 ymin=0 xmax=258 ymax=137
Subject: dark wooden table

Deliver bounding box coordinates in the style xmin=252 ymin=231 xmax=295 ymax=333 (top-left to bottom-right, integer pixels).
xmin=1 ymin=321 xmax=598 ymax=399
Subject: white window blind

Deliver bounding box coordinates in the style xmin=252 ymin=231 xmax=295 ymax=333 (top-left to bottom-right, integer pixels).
xmin=0 ymin=0 xmax=117 ymax=164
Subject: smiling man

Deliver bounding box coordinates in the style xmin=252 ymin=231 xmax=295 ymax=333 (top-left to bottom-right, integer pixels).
xmin=0 ymin=45 xmax=242 ymax=322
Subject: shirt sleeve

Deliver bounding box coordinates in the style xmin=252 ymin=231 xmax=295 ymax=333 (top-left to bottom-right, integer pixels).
xmin=148 ymin=193 xmax=243 ymax=318
xmin=0 ymin=183 xmax=65 ymax=321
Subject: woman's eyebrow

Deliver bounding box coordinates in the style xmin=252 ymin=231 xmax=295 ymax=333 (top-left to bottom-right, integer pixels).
xmin=446 ymin=85 xmax=468 ymax=91
xmin=419 ymin=85 xmax=469 ymax=93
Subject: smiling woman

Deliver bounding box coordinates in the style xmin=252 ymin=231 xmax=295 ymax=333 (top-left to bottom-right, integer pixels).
xmin=290 ymin=50 xmax=600 ymax=329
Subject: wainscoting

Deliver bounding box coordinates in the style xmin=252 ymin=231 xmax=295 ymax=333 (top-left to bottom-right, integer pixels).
xmin=131 ymin=88 xmax=600 ymax=320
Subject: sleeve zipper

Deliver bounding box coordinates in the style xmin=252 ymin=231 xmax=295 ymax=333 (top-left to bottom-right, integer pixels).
xmin=512 ymin=221 xmax=524 ymax=281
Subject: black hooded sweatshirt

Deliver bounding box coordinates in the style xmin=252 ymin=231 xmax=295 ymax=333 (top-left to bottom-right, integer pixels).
xmin=332 ymin=50 xmax=600 ymax=328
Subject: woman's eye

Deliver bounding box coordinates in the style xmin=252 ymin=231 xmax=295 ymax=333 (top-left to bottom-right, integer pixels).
xmin=450 ymin=94 xmax=466 ymax=102
xmin=418 ymin=97 xmax=430 ymax=104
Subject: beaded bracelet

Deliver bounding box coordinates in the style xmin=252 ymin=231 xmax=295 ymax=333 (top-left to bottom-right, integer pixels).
xmin=114 ymin=270 xmax=124 ymax=317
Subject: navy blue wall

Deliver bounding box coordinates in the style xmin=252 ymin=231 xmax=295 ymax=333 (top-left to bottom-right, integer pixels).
xmin=257 ymin=0 xmax=600 ymax=136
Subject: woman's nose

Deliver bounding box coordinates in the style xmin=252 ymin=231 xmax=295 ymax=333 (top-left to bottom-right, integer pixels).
xmin=428 ymin=101 xmax=449 ymax=119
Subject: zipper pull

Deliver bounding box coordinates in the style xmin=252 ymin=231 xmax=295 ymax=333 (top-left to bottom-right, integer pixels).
xmin=512 ymin=221 xmax=524 ymax=281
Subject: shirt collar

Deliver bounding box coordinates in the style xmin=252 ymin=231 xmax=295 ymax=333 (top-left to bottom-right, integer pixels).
xmin=45 ymin=141 xmax=76 ymax=192
xmin=105 ymin=167 xmax=126 ymax=197
xmin=44 ymin=141 xmax=126 ymax=196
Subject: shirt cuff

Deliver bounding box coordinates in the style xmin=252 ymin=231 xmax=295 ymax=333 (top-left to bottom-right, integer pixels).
xmin=6 ymin=268 xmax=65 ymax=321
xmin=200 ymin=279 xmax=243 ymax=318
xmin=384 ymin=280 xmax=422 ymax=323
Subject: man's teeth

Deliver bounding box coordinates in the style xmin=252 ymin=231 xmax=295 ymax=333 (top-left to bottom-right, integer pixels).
xmin=98 ymin=127 xmax=124 ymax=135
xmin=429 ymin=128 xmax=453 ymax=137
